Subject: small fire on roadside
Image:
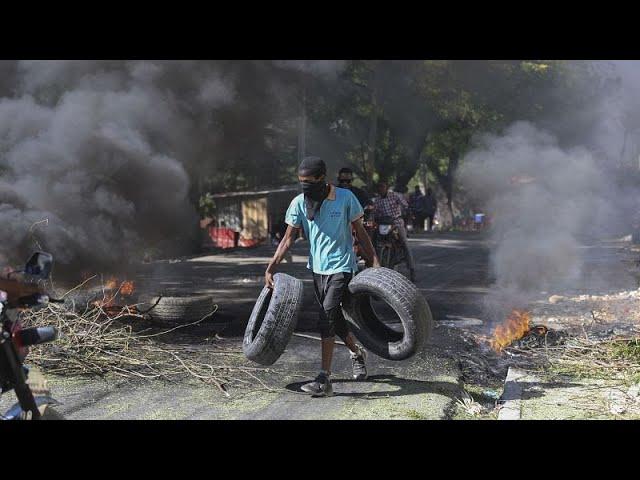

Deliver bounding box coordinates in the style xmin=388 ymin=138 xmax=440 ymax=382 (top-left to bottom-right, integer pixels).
xmin=91 ymin=278 xmax=136 ymax=311
xmin=490 ymin=309 xmax=531 ymax=352
xmin=120 ymin=281 xmax=135 ymax=296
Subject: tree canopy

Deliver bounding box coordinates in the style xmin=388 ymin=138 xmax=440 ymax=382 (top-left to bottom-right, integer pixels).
xmin=203 ymin=60 xmax=620 ymax=224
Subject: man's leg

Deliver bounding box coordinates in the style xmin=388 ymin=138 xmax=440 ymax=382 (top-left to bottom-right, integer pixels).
xmin=397 ymin=223 xmax=416 ymax=279
xmin=323 ymin=273 xmax=369 ymax=379
xmin=301 ymin=273 xmax=334 ymax=396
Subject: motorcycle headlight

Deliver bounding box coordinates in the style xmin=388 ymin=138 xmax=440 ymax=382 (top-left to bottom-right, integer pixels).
xmin=378 ymin=225 xmax=392 ymax=235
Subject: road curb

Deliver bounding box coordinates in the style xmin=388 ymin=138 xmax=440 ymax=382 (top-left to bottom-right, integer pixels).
xmin=498 ymin=367 xmax=526 ymax=420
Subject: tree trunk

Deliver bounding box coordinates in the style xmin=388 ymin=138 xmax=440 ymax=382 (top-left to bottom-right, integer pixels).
xmin=420 ymin=164 xmax=428 ymax=191
xmin=445 ymin=154 xmax=459 ymax=227
xmin=365 ymin=93 xmax=377 ymax=189
xmin=394 ymin=133 xmax=429 ymax=193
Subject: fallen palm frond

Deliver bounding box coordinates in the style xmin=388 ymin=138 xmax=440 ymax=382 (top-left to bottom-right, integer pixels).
xmin=19 ymin=291 xmax=272 ymax=396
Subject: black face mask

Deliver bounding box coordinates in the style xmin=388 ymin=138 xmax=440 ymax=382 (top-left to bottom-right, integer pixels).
xmin=300 ymin=181 xmax=329 ymax=220
xmin=301 ymin=181 xmax=328 ymax=201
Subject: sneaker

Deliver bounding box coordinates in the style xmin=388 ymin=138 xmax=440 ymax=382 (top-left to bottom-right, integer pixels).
xmin=351 ymin=347 xmax=368 ymax=380
xmin=301 ymin=372 xmax=333 ymax=397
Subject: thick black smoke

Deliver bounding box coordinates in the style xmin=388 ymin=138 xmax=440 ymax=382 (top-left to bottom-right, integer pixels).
xmin=0 ymin=60 xmax=345 ymax=274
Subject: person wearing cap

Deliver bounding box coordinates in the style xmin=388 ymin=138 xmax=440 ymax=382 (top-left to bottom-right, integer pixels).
xmin=265 ymin=156 xmax=380 ymax=397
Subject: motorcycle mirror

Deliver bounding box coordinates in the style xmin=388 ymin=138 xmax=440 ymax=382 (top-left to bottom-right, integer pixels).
xmin=24 ymin=252 xmax=53 ymax=279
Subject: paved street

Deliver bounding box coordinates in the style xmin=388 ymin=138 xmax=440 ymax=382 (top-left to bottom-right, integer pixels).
xmin=6 ymin=231 xmax=635 ymax=419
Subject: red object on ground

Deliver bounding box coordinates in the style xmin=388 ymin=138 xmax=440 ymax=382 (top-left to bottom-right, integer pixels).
xmin=208 ymin=227 xmax=237 ymax=249
xmin=238 ymin=237 xmax=264 ymax=248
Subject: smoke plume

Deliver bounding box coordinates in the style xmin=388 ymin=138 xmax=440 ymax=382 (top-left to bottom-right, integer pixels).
xmin=459 ymin=61 xmax=640 ymax=320
xmin=0 ymin=60 xmax=344 ymax=275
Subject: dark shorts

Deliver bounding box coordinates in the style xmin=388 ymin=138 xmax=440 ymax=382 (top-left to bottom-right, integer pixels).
xmin=313 ymin=271 xmax=353 ymax=340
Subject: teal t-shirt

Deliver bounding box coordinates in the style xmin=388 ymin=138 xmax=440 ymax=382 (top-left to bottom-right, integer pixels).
xmin=285 ymin=186 xmax=364 ymax=275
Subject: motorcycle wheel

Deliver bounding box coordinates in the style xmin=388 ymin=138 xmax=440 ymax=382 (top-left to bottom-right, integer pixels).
xmin=380 ymin=246 xmax=393 ymax=268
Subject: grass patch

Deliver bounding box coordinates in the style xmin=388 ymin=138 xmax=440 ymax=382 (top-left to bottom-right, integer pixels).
xmin=545 ymin=337 xmax=640 ymax=386
xmin=405 ymin=409 xmax=428 ymax=420
xmin=610 ymin=338 xmax=640 ymax=361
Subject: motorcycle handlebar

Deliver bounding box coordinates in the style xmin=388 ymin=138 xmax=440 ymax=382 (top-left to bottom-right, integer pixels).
xmin=17 ymin=326 xmax=58 ymax=346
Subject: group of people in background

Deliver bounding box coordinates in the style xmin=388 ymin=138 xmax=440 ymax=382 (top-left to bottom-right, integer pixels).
xmin=271 ymin=167 xmax=440 ymax=258
xmin=334 ymin=167 xmax=441 ymax=282
xmin=336 ymin=167 xmax=438 ymax=232
xmin=408 ymin=185 xmax=438 ymax=232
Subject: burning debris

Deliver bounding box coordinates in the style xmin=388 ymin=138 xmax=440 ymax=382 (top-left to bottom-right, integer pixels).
xmin=490 ymin=309 xmax=567 ymax=352
xmin=90 ymin=277 xmax=137 ymax=313
xmin=490 ymin=310 xmax=531 ymax=352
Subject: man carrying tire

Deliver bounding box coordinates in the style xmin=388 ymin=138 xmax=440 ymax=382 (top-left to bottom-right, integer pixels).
xmin=265 ymin=156 xmax=381 ymax=397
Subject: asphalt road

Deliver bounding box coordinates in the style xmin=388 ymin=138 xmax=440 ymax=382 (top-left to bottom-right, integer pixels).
xmin=2 ymin=231 xmax=494 ymax=420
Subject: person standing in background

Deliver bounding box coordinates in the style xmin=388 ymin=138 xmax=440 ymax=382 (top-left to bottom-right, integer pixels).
xmin=337 ymin=167 xmax=372 ymax=210
xmin=409 ymin=185 xmax=427 ymax=231
xmin=424 ymin=188 xmax=438 ymax=232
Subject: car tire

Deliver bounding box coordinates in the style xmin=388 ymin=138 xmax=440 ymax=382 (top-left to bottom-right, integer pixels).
xmin=144 ymin=295 xmax=218 ymax=324
xmin=342 ymin=267 xmax=432 ymax=360
xmin=243 ymin=273 xmax=303 ymax=366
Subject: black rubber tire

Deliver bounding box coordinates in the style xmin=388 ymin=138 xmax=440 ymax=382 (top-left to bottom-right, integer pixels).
xmin=243 ymin=273 xmax=303 ymax=366
xmin=342 ymin=267 xmax=433 ymax=360
xmin=145 ymin=295 xmax=217 ymax=324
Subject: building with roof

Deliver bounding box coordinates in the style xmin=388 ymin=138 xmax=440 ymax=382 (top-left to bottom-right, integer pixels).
xmin=202 ymin=185 xmax=300 ymax=249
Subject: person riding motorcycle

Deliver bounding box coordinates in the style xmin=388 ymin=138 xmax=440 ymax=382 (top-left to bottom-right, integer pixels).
xmin=373 ymin=181 xmax=416 ymax=281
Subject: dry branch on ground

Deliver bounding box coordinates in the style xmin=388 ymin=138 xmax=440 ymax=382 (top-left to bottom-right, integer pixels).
xmin=19 ymin=291 xmax=272 ymax=396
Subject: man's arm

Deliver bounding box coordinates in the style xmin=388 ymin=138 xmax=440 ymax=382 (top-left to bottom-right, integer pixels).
xmin=353 ymin=217 xmax=380 ymax=268
xmin=356 ymin=187 xmax=372 ymax=209
xmin=397 ymin=191 xmax=409 ymax=210
xmin=265 ymin=225 xmax=299 ymax=287
xmin=372 ymin=197 xmax=381 ymax=217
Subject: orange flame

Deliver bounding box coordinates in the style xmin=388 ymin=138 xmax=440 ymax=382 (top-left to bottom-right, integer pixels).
xmin=120 ymin=281 xmax=135 ymax=296
xmin=490 ymin=309 xmax=531 ymax=352
xmin=92 ymin=278 xmax=135 ymax=310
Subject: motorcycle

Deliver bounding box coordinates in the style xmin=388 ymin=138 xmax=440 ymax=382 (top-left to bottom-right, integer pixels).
xmin=372 ymin=215 xmax=414 ymax=281
xmin=0 ymin=252 xmax=63 ymax=420
xmin=354 ymin=205 xmax=377 ymax=270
